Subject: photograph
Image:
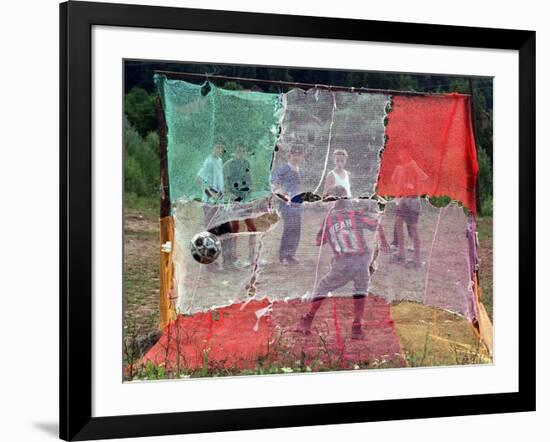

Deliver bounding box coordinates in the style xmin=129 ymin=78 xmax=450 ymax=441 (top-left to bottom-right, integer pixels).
xmin=123 ymin=60 xmax=494 ymax=380
xmin=55 ymin=1 xmax=538 ymax=440
xmin=0 ymin=0 xmax=542 ymax=440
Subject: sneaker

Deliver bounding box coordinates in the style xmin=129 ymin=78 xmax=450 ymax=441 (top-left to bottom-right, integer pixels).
xmin=390 ymin=254 xmax=406 ymax=264
xmin=351 ymin=321 xmax=366 ymax=340
xmin=405 ymin=258 xmax=421 ymax=269
xmin=222 ymin=261 xmax=238 ymax=271
xmin=286 ymin=256 xmax=300 ymax=265
xmin=294 ymin=313 xmax=313 ymax=335
xmin=236 ymin=259 xmax=252 ymax=268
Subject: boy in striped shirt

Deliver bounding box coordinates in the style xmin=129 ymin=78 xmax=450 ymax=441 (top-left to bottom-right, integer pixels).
xmin=295 ymin=186 xmax=389 ymax=339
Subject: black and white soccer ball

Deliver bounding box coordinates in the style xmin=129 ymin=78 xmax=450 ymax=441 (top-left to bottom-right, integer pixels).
xmin=190 ymin=231 xmax=221 ymax=264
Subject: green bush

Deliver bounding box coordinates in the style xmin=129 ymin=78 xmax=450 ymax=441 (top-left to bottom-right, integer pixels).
xmin=222 ymin=81 xmax=244 ymax=91
xmin=477 ymin=146 xmax=493 ymax=216
xmin=481 ymin=196 xmax=493 ymax=217
xmin=124 ymin=118 xmax=159 ymax=197
xmin=429 ymin=195 xmax=451 ymax=208
xmin=125 ymin=87 xmax=157 ymax=137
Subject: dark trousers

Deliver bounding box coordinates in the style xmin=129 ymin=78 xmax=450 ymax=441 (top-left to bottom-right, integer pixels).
xmin=279 ymin=203 xmax=302 ymax=260
xmin=203 ymin=205 xmax=234 ymax=265
xmin=392 ymin=220 xmax=414 ymax=245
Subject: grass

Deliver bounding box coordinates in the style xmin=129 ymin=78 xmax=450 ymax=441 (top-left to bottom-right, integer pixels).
xmin=123 ymin=196 xmax=493 ymax=380
xmin=129 ymin=358 xmax=403 ymax=381
xmin=391 ymin=302 xmax=491 ymax=367
xmin=476 ymin=217 xmax=493 ymax=320
xmin=124 ymin=192 xmax=159 ymax=219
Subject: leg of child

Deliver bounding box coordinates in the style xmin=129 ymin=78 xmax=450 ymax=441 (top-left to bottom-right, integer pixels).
xmin=306 ymin=297 xmax=325 ymax=318
xmin=279 ymin=205 xmax=291 ymax=261
xmin=218 ymin=222 xmax=235 ymax=268
xmin=351 ymin=254 xmax=370 ymax=338
xmin=279 ymin=205 xmax=301 ymax=263
xmin=244 ymin=218 xmax=257 ymax=264
xmin=409 ymin=222 xmax=421 ymax=264
xmin=295 ymin=257 xmax=350 ymax=333
xmin=391 ymin=221 xmax=398 ymax=247
xmin=352 ymin=295 xmax=366 ymax=323
xmin=285 ymin=206 xmax=302 ymax=261
xmin=294 ymin=296 xmax=325 ymax=334
xmin=395 ymin=215 xmax=406 ymax=260
xmin=350 ymin=295 xmax=367 ymax=339
xmin=309 ymin=256 xmax=350 ymax=318
xmin=407 ymin=222 xmax=414 ymax=242
xmin=230 ymin=220 xmax=240 ymax=261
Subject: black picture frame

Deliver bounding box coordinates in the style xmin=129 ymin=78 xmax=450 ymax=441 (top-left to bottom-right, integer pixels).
xmin=60 ymin=1 xmax=536 ymax=440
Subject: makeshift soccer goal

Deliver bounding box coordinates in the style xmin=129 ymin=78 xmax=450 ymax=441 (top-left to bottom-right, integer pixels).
xmin=138 ymin=72 xmax=492 ymax=375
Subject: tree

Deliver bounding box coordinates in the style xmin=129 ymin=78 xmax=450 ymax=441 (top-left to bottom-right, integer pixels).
xmin=124 ymin=118 xmax=159 ymax=197
xmin=125 ymin=87 xmax=157 ymax=138
xmin=222 ymin=81 xmax=244 ymax=91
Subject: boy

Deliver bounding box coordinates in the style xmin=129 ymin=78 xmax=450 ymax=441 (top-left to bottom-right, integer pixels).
xmin=196 ymin=142 xmax=225 ymax=203
xmin=323 ymin=148 xmax=352 ymax=198
xmin=271 ymin=144 xmax=305 ymax=265
xmin=224 ymin=142 xmax=257 ymax=266
xmin=295 ymin=185 xmax=389 ymax=339
xmin=195 ymin=141 xmax=235 ymax=270
xmin=390 ymin=148 xmax=428 ymax=268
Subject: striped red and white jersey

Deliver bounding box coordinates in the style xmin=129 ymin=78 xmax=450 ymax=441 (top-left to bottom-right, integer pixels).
xmin=316 ymin=209 xmax=378 ymax=258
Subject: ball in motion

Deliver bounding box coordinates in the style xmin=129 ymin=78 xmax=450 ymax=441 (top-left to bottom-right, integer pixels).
xmin=190 ymin=231 xmax=221 ymax=264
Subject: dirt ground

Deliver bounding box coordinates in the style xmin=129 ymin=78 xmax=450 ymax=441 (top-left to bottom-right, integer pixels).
xmin=124 ymin=211 xmax=161 ymax=337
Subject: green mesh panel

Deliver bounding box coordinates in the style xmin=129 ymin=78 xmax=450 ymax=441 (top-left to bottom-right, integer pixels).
xmin=155 ymin=75 xmax=284 ymax=205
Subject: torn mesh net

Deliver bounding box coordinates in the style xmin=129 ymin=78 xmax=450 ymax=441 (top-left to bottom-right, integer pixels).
xmin=155 ymin=82 xmax=483 ymax=373
xmin=172 ymin=198 xmax=276 ymax=314
xmin=271 ymin=88 xmax=389 ymax=199
xmin=155 ymin=75 xmax=284 ymax=203
xmin=139 ymin=296 xmax=404 ymax=372
xmin=424 ymin=202 xmax=476 ymax=320
xmin=376 ymin=94 xmax=479 ymax=213
xmin=369 ymin=198 xmax=476 ymax=319
xmin=369 ymin=198 xmax=438 ymax=304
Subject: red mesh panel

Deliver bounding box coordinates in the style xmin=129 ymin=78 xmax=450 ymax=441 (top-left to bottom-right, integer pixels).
xmin=377 ymin=94 xmax=479 ymax=213
xmin=136 ymin=297 xmax=403 ymax=372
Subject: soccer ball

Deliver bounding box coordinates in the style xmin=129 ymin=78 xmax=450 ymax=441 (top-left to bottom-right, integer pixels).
xmin=190 ymin=231 xmax=221 ymax=264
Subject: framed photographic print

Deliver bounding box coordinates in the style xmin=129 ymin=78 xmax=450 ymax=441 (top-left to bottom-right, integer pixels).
xmin=60 ymin=1 xmax=535 ymax=440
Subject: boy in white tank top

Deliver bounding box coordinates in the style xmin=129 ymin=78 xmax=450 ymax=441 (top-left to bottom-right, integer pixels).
xmin=323 ymin=148 xmax=352 ymax=198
